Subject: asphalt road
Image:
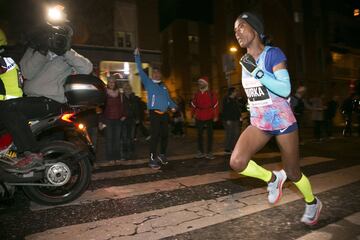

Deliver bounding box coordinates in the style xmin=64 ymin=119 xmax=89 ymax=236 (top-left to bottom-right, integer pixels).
xmin=0 ymin=129 xmax=359 ymax=240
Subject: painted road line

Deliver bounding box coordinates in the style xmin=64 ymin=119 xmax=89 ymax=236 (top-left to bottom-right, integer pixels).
xmin=92 ymin=167 xmax=159 ymax=181
xmin=94 ymin=151 xmax=282 ymax=167
xmin=92 ymin=155 xmax=327 ymax=181
xmin=296 ymin=212 xmax=360 ymax=240
xmin=31 ymin=156 xmax=334 ymax=211
xmin=26 ymin=165 xmax=360 ymax=240
xmin=94 ymin=151 xmax=227 ymax=167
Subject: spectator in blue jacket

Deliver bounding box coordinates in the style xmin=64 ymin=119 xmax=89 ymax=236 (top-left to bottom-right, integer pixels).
xmin=134 ymin=48 xmax=177 ymax=169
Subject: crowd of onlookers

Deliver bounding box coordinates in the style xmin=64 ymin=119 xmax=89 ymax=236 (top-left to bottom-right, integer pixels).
xmin=85 ymin=75 xmax=360 ymax=163
xmin=85 ymin=77 xmax=152 ymax=161
xmin=289 ymin=86 xmax=360 ymax=142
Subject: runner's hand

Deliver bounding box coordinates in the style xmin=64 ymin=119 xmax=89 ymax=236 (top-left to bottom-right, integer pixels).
xmin=240 ymin=53 xmax=257 ymax=74
xmin=134 ymin=48 xmax=140 ymax=56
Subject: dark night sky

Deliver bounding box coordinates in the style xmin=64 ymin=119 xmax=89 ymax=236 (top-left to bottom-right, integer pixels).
xmin=0 ymin=0 xmax=215 ymax=40
xmin=159 ymin=0 xmax=213 ymax=30
xmin=0 ymin=0 xmax=358 ymax=30
xmin=0 ymin=0 xmax=359 ymax=48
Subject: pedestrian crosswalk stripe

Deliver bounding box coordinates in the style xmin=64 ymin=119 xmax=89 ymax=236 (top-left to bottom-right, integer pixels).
xmin=25 ymin=165 xmax=360 ymax=240
xmin=92 ymin=156 xmax=332 ymax=181
xmin=30 ymin=156 xmax=334 ymax=211
xmin=93 ymin=151 xmax=282 ymax=168
xmin=92 ymin=167 xmax=159 ymax=181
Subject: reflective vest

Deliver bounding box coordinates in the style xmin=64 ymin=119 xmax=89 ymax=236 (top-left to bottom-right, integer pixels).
xmin=0 ymin=56 xmax=23 ymax=100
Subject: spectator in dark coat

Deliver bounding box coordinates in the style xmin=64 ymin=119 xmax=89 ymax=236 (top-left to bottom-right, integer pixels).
xmin=324 ymin=95 xmax=338 ymax=138
xmin=341 ymin=94 xmax=355 ymax=137
xmin=123 ymin=82 xmax=139 ymax=159
xmin=222 ymin=87 xmax=242 ymax=154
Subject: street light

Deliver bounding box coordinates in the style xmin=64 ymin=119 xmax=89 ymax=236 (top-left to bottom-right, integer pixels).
xmin=46 ymin=4 xmax=67 ymax=24
xmin=224 ymin=46 xmax=238 ymax=87
xmin=354 ymin=8 xmax=359 ymax=17
xmin=223 ymin=46 xmax=238 ymax=87
xmin=229 ymin=46 xmax=238 ymax=53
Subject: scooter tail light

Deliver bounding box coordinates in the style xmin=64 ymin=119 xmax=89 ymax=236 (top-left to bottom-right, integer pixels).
xmin=0 ymin=133 xmax=13 ymax=150
xmin=61 ymin=113 xmax=76 ymax=123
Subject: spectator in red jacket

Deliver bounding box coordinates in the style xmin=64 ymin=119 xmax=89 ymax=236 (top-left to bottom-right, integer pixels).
xmin=191 ymin=76 xmax=219 ymax=159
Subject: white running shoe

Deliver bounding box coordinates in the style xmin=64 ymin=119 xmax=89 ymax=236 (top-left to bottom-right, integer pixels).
xmin=301 ymin=197 xmax=323 ymax=225
xmin=195 ymin=151 xmax=205 ymax=159
xmin=205 ymin=153 xmax=215 ymax=159
xmin=157 ymin=154 xmax=169 ymax=165
xmin=267 ymin=169 xmax=287 ymax=204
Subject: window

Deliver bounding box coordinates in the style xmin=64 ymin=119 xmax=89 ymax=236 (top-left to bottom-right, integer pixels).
xmin=99 ymin=60 xmax=150 ymax=98
xmin=188 ymin=35 xmax=199 ymax=55
xmin=116 ymin=31 xmax=134 ymax=48
xmin=188 ymin=35 xmax=199 ymax=43
xmin=116 ymin=32 xmax=124 ymax=48
xmin=125 ymin=32 xmax=132 ymax=48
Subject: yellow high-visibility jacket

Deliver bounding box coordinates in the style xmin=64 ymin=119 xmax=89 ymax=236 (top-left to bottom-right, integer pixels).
xmin=0 ymin=56 xmax=23 ymax=100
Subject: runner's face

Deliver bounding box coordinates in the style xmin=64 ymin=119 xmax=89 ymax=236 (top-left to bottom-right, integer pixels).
xmin=234 ymin=19 xmax=256 ymax=48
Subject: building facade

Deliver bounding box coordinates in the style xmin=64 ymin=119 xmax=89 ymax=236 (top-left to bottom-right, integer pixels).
xmin=2 ymin=0 xmax=360 ymax=120
xmin=2 ymin=0 xmax=162 ymax=99
xmin=160 ymin=0 xmax=360 ymax=122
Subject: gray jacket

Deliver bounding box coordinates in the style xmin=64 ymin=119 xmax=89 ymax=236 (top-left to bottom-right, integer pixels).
xmin=20 ymin=47 xmax=93 ymax=103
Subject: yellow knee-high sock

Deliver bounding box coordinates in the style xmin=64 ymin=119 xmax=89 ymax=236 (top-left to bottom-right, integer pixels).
xmin=239 ymin=160 xmax=272 ymax=182
xmin=293 ymin=173 xmax=315 ymax=203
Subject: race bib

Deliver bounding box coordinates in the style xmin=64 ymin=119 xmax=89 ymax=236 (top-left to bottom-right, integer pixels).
xmin=242 ymin=76 xmax=272 ymax=107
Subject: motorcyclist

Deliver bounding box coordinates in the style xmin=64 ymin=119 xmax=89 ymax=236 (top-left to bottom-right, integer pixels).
xmin=0 ymin=28 xmax=24 ymax=101
xmin=0 ymin=28 xmax=24 ymax=163
xmin=0 ymin=24 xmax=93 ymax=172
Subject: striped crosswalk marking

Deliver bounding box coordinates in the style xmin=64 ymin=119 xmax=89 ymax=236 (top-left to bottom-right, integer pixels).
xmin=91 ymin=152 xmax=289 ymax=181
xmin=26 ymin=165 xmax=360 ymax=240
xmin=30 ymin=156 xmax=334 ymax=211
xmin=94 ymin=151 xmax=281 ymax=167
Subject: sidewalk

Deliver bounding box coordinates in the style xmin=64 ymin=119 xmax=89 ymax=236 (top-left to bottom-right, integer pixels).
xmin=94 ymin=125 xmax=348 ymax=165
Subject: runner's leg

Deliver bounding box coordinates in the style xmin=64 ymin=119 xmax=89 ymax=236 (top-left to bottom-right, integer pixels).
xmin=230 ymin=125 xmax=272 ymax=182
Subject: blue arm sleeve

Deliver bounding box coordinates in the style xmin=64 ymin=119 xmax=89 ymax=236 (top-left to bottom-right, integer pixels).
xmin=135 ymin=55 xmax=152 ymax=88
xmin=258 ymin=69 xmax=291 ymax=98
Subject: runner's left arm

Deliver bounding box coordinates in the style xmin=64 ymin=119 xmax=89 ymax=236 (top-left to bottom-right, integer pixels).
xmin=262 ymin=66 xmax=291 ymax=98
xmin=240 ymin=54 xmax=290 ymax=98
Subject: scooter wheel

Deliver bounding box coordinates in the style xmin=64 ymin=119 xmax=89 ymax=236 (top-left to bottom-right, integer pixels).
xmin=23 ymin=141 xmax=92 ymax=205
